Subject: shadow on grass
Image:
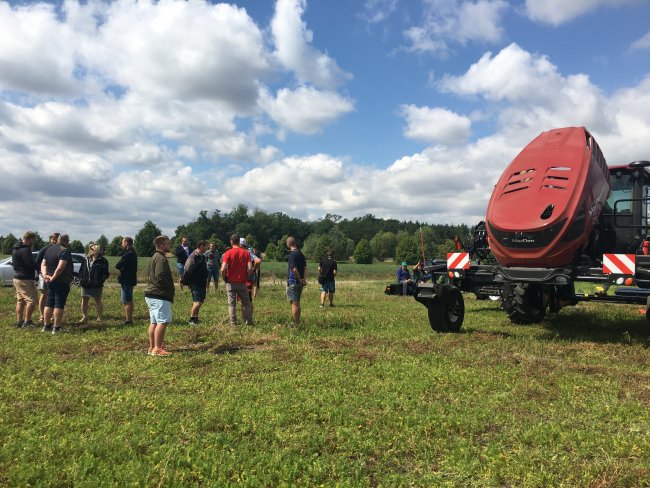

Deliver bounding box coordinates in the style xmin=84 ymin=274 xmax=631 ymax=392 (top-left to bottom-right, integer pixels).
xmin=541 ymin=311 xmax=650 ymax=345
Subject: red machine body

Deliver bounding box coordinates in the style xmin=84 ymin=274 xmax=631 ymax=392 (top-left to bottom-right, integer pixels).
xmin=486 ymin=127 xmax=611 ymax=267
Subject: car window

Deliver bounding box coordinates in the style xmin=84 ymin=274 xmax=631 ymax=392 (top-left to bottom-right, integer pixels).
xmin=72 ymin=254 xmax=84 ymax=263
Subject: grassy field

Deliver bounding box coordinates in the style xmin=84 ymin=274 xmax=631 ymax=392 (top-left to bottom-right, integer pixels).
xmin=0 ymin=262 xmax=648 ymax=486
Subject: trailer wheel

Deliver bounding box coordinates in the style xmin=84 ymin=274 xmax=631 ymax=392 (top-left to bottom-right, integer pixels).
xmin=502 ymin=283 xmax=546 ymax=324
xmin=427 ymin=285 xmax=464 ymax=332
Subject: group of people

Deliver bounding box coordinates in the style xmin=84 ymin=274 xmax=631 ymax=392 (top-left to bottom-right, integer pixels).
xmin=9 ymin=231 xmax=339 ymax=357
xmin=11 ymin=232 xmax=137 ymax=334
xmin=396 ymin=260 xmax=432 ymax=295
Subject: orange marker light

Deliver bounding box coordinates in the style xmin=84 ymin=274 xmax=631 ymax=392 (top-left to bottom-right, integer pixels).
xmin=448 ymin=271 xmax=454 ymax=278
xmin=624 ymin=277 xmax=634 ymax=286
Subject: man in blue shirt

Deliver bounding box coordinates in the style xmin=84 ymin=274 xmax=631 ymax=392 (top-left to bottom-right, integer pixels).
xmin=397 ymin=261 xmax=412 ymax=296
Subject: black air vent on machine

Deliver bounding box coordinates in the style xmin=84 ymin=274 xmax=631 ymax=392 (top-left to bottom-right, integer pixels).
xmin=540 ymin=204 xmax=554 ymax=220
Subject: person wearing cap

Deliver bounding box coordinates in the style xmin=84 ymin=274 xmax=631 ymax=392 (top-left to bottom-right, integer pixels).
xmin=397 ymin=261 xmax=412 ymax=296
xmin=240 ymin=237 xmax=261 ymax=301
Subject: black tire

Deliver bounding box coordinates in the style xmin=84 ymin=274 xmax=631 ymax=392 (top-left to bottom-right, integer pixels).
xmin=427 ymin=285 xmax=464 ymax=332
xmin=502 ymin=283 xmax=546 ymax=324
xmin=72 ymin=274 xmax=80 ymax=287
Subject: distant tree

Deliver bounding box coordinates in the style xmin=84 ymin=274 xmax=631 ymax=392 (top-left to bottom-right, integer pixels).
xmin=315 ymin=235 xmax=334 ymax=262
xmin=354 ymin=239 xmax=373 ymax=264
xmin=106 ymin=236 xmax=124 ymax=256
xmin=207 ymin=235 xmax=226 ymax=253
xmin=435 ymin=239 xmax=458 ymax=260
xmin=244 ymin=234 xmax=257 ymax=250
xmin=395 ymin=234 xmax=420 ymax=265
xmin=265 ymin=235 xmax=290 ymax=261
xmin=32 ymin=232 xmax=46 ymax=250
xmin=96 ymin=234 xmax=109 ymax=252
xmin=135 ymin=220 xmax=162 ymax=257
xmin=370 ymin=231 xmax=397 ymax=261
xmin=2 ymin=233 xmax=17 ymax=254
xmin=69 ymin=240 xmax=85 ymax=253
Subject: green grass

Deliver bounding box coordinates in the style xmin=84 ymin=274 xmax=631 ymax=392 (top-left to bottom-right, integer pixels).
xmin=0 ymin=273 xmax=648 ymax=486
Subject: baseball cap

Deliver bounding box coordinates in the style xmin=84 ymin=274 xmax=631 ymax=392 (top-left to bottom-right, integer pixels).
xmin=240 ymin=237 xmax=247 ymax=247
xmin=401 ymin=261 xmax=407 ymax=266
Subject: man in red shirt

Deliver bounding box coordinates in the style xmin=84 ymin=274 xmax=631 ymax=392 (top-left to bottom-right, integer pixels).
xmin=221 ymin=234 xmax=253 ymax=326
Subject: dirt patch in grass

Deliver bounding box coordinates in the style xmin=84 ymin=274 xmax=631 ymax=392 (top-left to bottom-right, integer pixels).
xmin=351 ymin=348 xmax=379 ymax=363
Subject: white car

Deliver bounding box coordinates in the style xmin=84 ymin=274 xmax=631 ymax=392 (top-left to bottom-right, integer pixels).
xmin=0 ymin=252 xmax=85 ymax=287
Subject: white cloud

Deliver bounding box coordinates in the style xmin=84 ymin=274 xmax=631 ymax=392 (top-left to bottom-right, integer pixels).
xmin=0 ymin=2 xmax=77 ymax=94
xmin=403 ymin=0 xmax=508 ymax=56
xmin=524 ymin=0 xmax=639 ymax=26
xmin=401 ymin=105 xmax=471 ymax=145
xmin=630 ymin=31 xmax=650 ymax=51
xmin=271 ymin=0 xmax=352 ymax=89
xmin=85 ymin=1 xmax=269 ymax=111
xmin=361 ymin=0 xmax=399 ymax=24
xmin=438 ymin=43 xmax=611 ymax=134
xmin=261 ymin=86 xmax=354 ymax=135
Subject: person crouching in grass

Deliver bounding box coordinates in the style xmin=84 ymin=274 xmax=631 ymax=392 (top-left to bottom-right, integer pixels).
xmin=144 ymin=236 xmax=174 ymax=356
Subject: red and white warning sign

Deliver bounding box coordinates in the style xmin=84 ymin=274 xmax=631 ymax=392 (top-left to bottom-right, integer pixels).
xmin=602 ymin=254 xmax=636 ymax=275
xmin=447 ymin=252 xmax=470 ymax=270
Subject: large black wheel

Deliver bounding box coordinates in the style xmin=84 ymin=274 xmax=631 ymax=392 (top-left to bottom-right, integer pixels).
xmin=502 ymin=283 xmax=546 ymax=324
xmin=427 ymin=285 xmax=464 ymax=332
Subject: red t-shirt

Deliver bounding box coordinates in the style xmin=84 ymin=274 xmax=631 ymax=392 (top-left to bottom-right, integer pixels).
xmin=222 ymin=247 xmax=250 ymax=283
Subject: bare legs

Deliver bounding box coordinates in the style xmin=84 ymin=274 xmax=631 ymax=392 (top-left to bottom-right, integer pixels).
xmin=148 ymin=323 xmax=168 ymax=353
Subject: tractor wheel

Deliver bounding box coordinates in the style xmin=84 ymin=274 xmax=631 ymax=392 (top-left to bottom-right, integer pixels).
xmin=427 ymin=285 xmax=464 ymax=332
xmin=502 ymin=283 xmax=546 ymax=324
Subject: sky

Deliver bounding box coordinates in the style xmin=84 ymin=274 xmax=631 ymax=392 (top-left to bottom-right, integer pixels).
xmin=1 ymin=0 xmax=650 ymax=242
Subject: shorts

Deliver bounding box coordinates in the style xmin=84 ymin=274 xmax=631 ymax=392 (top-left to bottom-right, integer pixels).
xmin=321 ymin=280 xmax=336 ymax=294
xmin=286 ymin=283 xmax=304 ymax=302
xmin=121 ymin=284 xmax=134 ymax=304
xmin=207 ymin=267 xmax=219 ymax=283
xmin=14 ymin=278 xmax=38 ymax=305
xmin=81 ymin=287 xmax=103 ymax=299
xmin=145 ymin=297 xmax=172 ymax=325
xmin=45 ymin=280 xmax=71 ymax=309
xmin=37 ymin=275 xmax=47 ymax=292
xmin=176 ymin=263 xmax=185 ymax=277
xmin=191 ymin=285 xmax=206 ymax=303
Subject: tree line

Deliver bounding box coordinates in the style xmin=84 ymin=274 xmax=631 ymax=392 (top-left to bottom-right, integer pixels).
xmin=0 ymin=204 xmax=472 ymax=263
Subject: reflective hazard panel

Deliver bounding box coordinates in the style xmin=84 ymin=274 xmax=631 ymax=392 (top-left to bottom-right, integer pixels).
xmin=602 ymin=254 xmax=636 ymax=275
xmin=447 ymin=252 xmax=470 ymax=270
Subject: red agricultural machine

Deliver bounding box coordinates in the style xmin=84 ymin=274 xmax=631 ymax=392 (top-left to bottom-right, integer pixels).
xmin=402 ymin=127 xmax=650 ymax=332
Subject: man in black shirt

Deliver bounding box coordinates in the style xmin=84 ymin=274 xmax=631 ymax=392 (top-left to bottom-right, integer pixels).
xmin=41 ymin=234 xmax=73 ymax=334
xmin=116 ymin=237 xmax=138 ymax=325
xmin=12 ymin=231 xmax=38 ymax=327
xmin=318 ymin=249 xmax=338 ymax=308
xmin=182 ymin=240 xmax=209 ymax=324
xmin=35 ymin=232 xmax=60 ymax=325
xmin=286 ymin=236 xmax=307 ymax=325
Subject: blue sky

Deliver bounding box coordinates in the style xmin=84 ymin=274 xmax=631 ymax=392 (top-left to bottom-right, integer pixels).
xmin=1 ymin=0 xmax=650 ymax=242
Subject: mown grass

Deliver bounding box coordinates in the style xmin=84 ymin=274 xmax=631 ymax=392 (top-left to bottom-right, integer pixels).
xmin=0 ymin=268 xmax=648 ymax=486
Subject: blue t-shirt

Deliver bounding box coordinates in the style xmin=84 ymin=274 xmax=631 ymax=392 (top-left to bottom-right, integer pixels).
xmin=397 ymin=267 xmax=411 ymax=282
xmin=287 ymin=249 xmax=306 ymax=285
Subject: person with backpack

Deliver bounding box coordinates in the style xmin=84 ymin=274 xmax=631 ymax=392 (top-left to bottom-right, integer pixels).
xmin=77 ymin=243 xmax=110 ymax=325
